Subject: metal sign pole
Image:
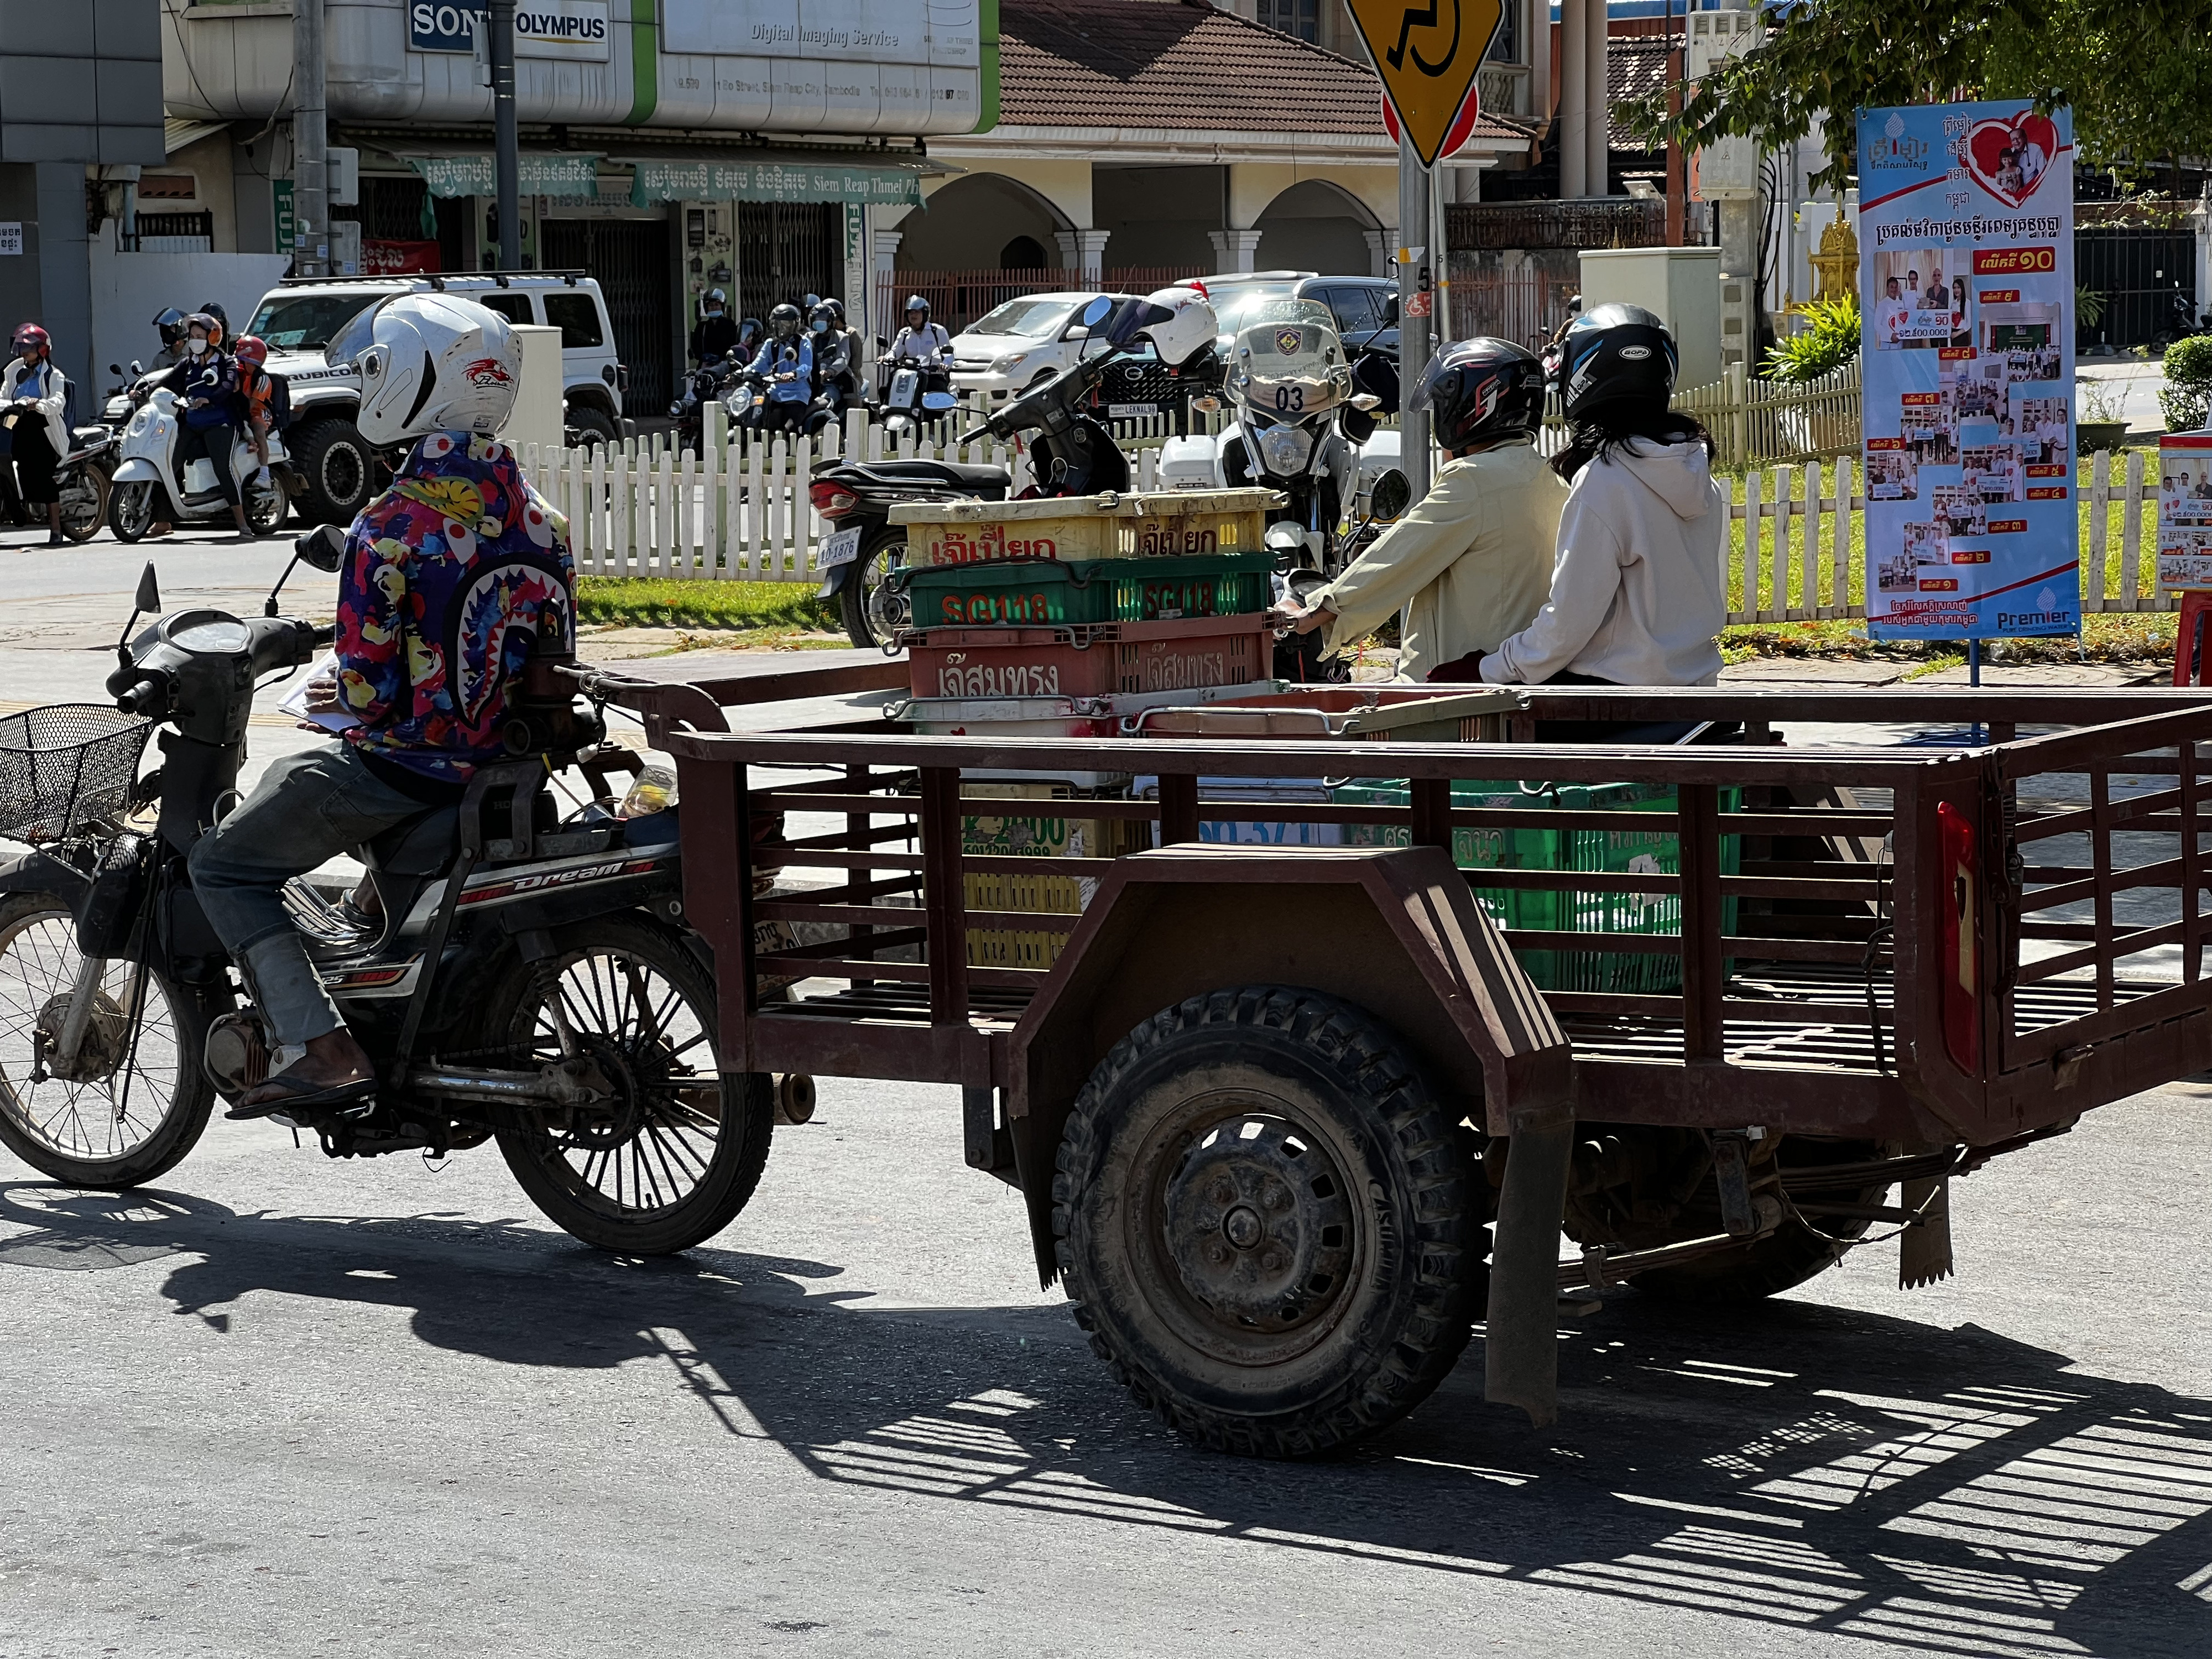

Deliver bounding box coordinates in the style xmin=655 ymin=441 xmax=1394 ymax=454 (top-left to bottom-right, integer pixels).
xmin=292 ymin=0 xmax=328 ymax=278
xmin=1397 ymin=133 xmax=1431 ymax=498
xmin=489 ymin=0 xmax=521 ymax=272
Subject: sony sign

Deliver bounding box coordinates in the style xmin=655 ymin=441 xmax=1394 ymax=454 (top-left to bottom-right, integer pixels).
xmin=409 ymin=0 xmax=612 ymax=61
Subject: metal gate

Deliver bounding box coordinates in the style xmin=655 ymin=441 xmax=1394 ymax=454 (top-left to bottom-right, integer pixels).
xmin=540 ymin=217 xmax=674 ymax=413
xmin=737 ymin=203 xmax=842 ymax=325
xmin=2075 ymin=227 xmax=2196 ymax=348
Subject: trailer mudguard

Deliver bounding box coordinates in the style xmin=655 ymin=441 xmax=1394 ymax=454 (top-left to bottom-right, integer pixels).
xmin=1008 ymin=842 xmax=1577 ymax=1426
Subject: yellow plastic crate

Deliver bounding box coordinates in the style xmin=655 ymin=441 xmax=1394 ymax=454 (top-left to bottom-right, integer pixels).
xmin=893 ymin=488 xmax=1280 ymax=570
xmin=961 ymin=781 xmax=1143 ymax=968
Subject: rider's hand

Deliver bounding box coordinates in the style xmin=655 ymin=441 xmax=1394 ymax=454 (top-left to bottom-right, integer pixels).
xmin=1265 ymin=600 xmax=1334 ymax=636
xmin=304 ymin=674 xmax=341 ymax=715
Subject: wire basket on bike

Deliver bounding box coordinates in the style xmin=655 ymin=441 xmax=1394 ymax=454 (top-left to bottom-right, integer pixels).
xmin=0 ymin=703 xmax=154 ymax=844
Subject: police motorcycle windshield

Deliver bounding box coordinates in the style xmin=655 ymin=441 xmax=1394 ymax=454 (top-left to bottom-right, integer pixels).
xmin=1226 ymin=298 xmax=1350 ymax=419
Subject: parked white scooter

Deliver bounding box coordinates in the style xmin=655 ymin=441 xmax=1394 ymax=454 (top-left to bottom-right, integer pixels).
xmin=108 ymin=386 xmax=289 ymax=542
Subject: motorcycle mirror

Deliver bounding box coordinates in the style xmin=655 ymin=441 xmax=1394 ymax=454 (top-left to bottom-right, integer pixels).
xmin=1381 ymin=294 xmax=1400 ymax=326
xmin=128 ymin=359 xmax=144 ymax=376
xmin=1079 ymin=296 xmax=1113 ymax=328
xmin=134 ymin=563 xmax=161 ymax=616
xmin=1369 ymin=468 xmax=1412 ymax=521
xmin=108 ymin=362 xmax=122 ymax=377
xmin=296 ymin=524 xmax=348 ymax=573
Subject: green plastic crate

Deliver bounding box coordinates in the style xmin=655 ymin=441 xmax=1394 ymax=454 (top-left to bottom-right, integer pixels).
xmin=895 ymin=551 xmax=1274 ymax=629
xmin=1334 ymin=778 xmax=1741 ymax=993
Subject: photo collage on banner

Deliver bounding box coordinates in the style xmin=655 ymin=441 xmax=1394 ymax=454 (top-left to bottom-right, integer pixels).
xmin=2157 ymin=433 xmax=2212 ymax=592
xmin=1858 ymin=101 xmax=2079 ymax=637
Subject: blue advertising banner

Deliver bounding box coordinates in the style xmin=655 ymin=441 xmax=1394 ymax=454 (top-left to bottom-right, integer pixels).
xmin=1856 ymin=101 xmax=2078 ymax=639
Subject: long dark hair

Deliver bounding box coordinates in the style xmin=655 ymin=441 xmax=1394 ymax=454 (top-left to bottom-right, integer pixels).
xmin=1551 ymin=401 xmax=1716 ymax=482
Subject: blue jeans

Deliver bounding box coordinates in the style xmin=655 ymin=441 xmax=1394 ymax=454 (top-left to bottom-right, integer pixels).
xmin=187 ymin=743 xmax=438 ymax=1047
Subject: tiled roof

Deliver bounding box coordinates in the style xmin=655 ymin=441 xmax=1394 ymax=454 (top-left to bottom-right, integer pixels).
xmin=1607 ymin=38 xmax=1671 ymax=152
xmin=998 ymin=0 xmax=1527 ymax=144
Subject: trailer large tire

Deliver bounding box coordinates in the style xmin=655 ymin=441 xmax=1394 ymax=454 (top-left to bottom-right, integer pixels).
xmin=1053 ymin=985 xmax=1485 ymax=1459
xmin=1563 ymin=1127 xmax=1888 ymax=1302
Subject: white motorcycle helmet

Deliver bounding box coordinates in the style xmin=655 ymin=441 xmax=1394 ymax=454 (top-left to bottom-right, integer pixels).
xmin=330 ymin=293 xmax=523 ymax=446
xmin=1133 ymin=284 xmax=1218 ymax=367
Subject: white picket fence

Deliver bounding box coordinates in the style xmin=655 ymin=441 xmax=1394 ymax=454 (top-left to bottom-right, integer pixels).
xmin=517 ymin=400 xmax=1236 ymax=583
xmin=1729 ymin=446 xmax=2166 ymax=624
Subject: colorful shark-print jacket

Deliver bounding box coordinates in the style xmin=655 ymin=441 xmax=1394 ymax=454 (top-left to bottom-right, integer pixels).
xmin=335 ymin=431 xmax=575 ymax=787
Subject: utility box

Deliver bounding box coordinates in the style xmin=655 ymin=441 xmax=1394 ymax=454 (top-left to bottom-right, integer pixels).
xmin=1686 ymin=12 xmax=1761 ymax=200
xmin=1576 ymin=247 xmax=1724 ymax=394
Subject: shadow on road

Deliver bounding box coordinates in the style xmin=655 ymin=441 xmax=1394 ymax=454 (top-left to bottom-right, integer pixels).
xmin=4 ymin=1181 xmax=2207 ymax=1657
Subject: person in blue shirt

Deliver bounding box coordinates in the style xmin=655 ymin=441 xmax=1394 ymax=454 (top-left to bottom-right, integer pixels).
xmin=743 ymin=303 xmax=812 ymax=432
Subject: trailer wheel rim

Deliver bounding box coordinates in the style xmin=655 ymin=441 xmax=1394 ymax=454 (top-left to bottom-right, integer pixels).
xmin=1130 ymin=1090 xmax=1365 ymax=1366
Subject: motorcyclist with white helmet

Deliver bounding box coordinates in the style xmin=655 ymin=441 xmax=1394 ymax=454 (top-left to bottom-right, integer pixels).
xmin=886 ymin=294 xmax=952 ymax=371
xmin=186 ymin=293 xmax=575 ymax=1118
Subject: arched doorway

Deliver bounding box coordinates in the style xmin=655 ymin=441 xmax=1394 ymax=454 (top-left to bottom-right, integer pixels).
xmin=898 ymin=174 xmax=1071 ymax=270
xmin=1254 ymin=180 xmax=1380 ymax=277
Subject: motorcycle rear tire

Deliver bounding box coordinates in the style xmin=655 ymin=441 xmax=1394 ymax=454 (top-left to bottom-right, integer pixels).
xmin=0 ymin=892 xmax=220 ymax=1189
xmin=485 ymin=918 xmax=774 ymax=1255
xmin=245 ymin=477 xmax=289 ymax=536
xmin=109 ymin=480 xmax=159 ymax=544
xmin=837 ymin=523 xmax=910 ymax=650
xmin=58 ymin=462 xmax=111 ymax=544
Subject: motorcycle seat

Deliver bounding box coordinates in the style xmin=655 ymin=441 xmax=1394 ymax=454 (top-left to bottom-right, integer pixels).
xmin=363 ymin=806 xmax=461 ymax=878
xmin=70 ymin=425 xmax=108 ymax=442
xmin=842 ymin=459 xmax=1012 ymax=494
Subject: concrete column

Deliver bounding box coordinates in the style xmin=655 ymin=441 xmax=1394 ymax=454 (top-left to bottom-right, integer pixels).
xmin=1207 ymin=228 xmax=1264 ymax=274
xmin=34 ymin=163 xmax=92 ymax=399
xmin=1558 ymin=0 xmax=1587 ymax=199
xmin=1052 ymin=227 xmax=1110 ymax=286
xmin=2194 ymin=191 xmax=2211 ymax=329
xmin=1584 ymin=0 xmax=1610 ymax=197
xmin=1361 ymin=227 xmax=1392 ymax=279
xmin=1527 ymin=0 xmax=1550 ymax=137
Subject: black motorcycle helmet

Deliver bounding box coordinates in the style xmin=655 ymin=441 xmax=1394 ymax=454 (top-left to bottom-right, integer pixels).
xmin=769 ymin=302 xmax=802 ymax=340
xmin=1408 ymin=337 xmax=1545 ymax=451
xmin=199 ymin=300 xmax=230 ymax=336
xmin=821 ymin=298 xmax=846 ymax=327
xmin=738 ymin=316 xmax=764 ymax=351
xmin=152 ymin=306 xmax=188 ymax=349
xmin=1547 ymin=302 xmax=1676 ymax=422
xmin=806 ymin=301 xmax=833 ymax=335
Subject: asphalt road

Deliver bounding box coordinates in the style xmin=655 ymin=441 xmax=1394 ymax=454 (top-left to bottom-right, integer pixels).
xmin=3 ymin=531 xmax=2209 ymax=1657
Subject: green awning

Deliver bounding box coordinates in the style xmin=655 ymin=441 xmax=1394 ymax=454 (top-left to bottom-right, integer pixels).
xmin=406 ymin=154 xmax=603 ymax=199
xmin=628 ymin=159 xmax=921 ymax=208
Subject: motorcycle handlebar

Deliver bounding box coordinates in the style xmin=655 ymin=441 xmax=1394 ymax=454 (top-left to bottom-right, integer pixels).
xmin=116 ymin=675 xmax=167 ymax=718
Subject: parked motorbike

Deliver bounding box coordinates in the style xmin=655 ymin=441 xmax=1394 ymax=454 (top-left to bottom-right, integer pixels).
xmin=670 ymin=353 xmax=739 ymax=453
xmin=4 ymin=395 xmax=115 ymax=545
xmin=815 ymin=296 xmax=1151 ymax=647
xmin=108 ymin=385 xmax=290 ymax=542
xmin=0 ymin=541 xmax=774 ymax=1255
xmin=875 ymin=350 xmax=957 ymax=437
xmin=1270 ymin=466 xmax=1410 ymax=684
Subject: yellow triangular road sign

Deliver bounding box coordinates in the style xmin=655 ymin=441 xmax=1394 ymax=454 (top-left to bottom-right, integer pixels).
xmin=1345 ymin=0 xmax=1505 ymax=168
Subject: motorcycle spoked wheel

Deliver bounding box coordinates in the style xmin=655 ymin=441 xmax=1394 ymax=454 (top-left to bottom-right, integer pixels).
xmin=109 ymin=481 xmax=160 ymax=544
xmin=0 ymin=893 xmax=218 ymax=1188
xmin=244 ymin=477 xmax=289 ymax=536
xmin=483 ymin=919 xmax=773 ymax=1254
xmin=838 ymin=524 xmax=910 ymax=650
xmin=57 ymin=465 xmax=112 ymax=544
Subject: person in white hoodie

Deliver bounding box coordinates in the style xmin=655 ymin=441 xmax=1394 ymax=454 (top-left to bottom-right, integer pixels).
xmin=1462 ymin=303 xmax=1726 ymax=692
xmin=2 ymin=324 xmax=69 ymax=546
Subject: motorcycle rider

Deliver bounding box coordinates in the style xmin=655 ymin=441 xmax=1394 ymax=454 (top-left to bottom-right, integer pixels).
xmin=149 ymin=307 xmax=192 ymax=371
xmin=154 ymin=312 xmax=253 ymax=541
xmin=690 ymin=287 xmax=738 ymax=364
xmin=807 ymin=299 xmax=858 ymax=423
xmin=186 ymin=293 xmax=573 ymax=1118
xmin=887 ymin=295 xmax=952 ymax=373
xmin=1273 ymin=338 xmax=1565 ymax=682
xmin=2 ymin=324 xmax=70 ymax=545
xmin=742 ymin=302 xmax=813 ymax=432
xmin=233 ymin=333 xmax=280 ymax=488
xmin=1468 ymin=304 xmax=1726 ymax=690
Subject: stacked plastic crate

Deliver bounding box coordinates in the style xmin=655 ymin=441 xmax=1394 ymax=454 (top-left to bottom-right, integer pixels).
xmin=885 ymin=488 xmax=1286 ymax=969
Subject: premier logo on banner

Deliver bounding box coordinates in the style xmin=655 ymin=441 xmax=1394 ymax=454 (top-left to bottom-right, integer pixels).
xmin=1856 ymin=101 xmax=2079 ymax=640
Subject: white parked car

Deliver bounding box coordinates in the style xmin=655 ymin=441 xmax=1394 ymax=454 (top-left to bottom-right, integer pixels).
xmin=241 ymin=272 xmax=629 ymax=525
xmin=947 ymin=291 xmax=1107 ymax=397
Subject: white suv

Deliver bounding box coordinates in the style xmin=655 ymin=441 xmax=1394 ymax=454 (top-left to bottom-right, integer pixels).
xmin=947 ymin=291 xmax=1108 ymax=397
xmin=242 ymin=272 xmax=629 ymax=524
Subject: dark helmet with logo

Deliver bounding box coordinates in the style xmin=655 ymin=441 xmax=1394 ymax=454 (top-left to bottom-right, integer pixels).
xmin=1546 ymin=302 xmax=1676 ymax=422
xmin=769 ymin=302 xmax=802 ymax=339
xmin=1408 ymin=337 xmax=1545 ymax=450
xmin=153 ymin=306 xmax=189 ymax=348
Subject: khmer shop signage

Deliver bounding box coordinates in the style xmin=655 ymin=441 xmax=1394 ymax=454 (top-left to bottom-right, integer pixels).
xmin=408 ymin=153 xmax=604 ymax=197
xmin=628 ymin=159 xmax=921 ymax=206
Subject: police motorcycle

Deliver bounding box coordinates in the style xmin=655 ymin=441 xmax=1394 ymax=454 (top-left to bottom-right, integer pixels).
xmin=812 ymin=289 xmax=1217 ymax=648
xmin=0 ymin=542 xmax=775 ymax=1256
xmin=107 ymin=378 xmax=290 ymax=542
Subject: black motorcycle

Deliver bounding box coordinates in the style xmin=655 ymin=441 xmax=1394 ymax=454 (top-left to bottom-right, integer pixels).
xmin=816 ymin=296 xmax=1154 ymax=648
xmin=0 ymin=540 xmax=774 ymax=1256
xmin=670 ymin=352 xmax=740 ymax=454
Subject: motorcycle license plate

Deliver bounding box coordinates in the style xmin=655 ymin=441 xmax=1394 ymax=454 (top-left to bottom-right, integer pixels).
xmin=818 ymin=526 xmax=862 ymax=569
xmin=1108 ymin=403 xmax=1157 ymax=419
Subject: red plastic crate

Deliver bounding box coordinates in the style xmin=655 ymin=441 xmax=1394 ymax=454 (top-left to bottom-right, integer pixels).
xmin=905 ymin=615 xmax=1269 ymax=702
